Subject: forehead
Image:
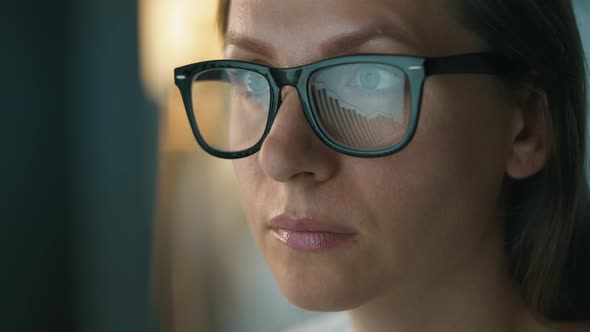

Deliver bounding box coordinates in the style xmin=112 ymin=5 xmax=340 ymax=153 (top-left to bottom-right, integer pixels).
xmin=226 ymin=0 xmax=481 ymax=64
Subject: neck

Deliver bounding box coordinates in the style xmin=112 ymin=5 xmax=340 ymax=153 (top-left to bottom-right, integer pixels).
xmin=347 ymin=224 xmax=529 ymax=332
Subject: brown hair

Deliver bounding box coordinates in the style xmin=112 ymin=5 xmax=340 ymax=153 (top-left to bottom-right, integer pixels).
xmin=455 ymin=1 xmax=590 ymax=320
xmin=217 ymin=0 xmax=230 ymax=39
xmin=216 ymin=0 xmax=590 ymax=320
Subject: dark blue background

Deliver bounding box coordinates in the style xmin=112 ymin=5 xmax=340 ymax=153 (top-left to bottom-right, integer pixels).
xmin=1 ymin=0 xmax=158 ymax=331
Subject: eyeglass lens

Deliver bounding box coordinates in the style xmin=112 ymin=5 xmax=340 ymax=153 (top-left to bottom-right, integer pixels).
xmin=190 ymin=63 xmax=411 ymax=153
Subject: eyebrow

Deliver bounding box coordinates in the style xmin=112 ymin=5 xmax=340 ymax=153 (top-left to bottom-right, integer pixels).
xmin=224 ymin=22 xmax=419 ymax=61
xmin=320 ymin=23 xmax=419 ymax=56
xmin=224 ymin=32 xmax=277 ymax=59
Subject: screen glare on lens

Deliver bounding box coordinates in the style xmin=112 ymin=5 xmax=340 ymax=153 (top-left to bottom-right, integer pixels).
xmin=309 ymin=63 xmax=410 ymax=150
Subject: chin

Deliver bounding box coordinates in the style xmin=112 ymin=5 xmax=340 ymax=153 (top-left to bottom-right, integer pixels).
xmin=282 ymin=286 xmax=365 ymax=312
xmin=270 ymin=263 xmax=374 ymax=312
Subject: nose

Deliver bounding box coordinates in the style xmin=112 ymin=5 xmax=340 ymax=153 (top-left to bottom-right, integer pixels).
xmin=258 ymin=86 xmax=339 ymax=183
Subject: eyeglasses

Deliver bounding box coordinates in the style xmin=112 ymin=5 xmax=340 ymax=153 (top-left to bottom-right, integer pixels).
xmin=174 ymin=52 xmax=520 ymax=159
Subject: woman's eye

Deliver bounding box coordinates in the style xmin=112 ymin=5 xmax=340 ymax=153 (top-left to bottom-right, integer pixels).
xmin=227 ymin=70 xmax=269 ymax=98
xmin=359 ymin=69 xmax=381 ymax=90
xmin=245 ymin=72 xmax=268 ymax=94
xmin=229 ymin=70 xmax=270 ymax=109
xmin=350 ymin=66 xmax=400 ymax=91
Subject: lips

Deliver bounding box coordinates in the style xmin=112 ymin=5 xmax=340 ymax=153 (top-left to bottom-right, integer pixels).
xmin=270 ymin=214 xmax=357 ymax=251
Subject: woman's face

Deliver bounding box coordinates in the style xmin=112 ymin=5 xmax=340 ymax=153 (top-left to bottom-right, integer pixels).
xmin=227 ymin=0 xmax=516 ymax=310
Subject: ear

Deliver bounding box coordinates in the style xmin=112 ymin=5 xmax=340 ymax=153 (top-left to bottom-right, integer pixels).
xmin=505 ymin=84 xmax=551 ymax=179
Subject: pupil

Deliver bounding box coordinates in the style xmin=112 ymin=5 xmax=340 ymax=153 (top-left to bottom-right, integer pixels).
xmin=360 ymin=70 xmax=380 ymax=90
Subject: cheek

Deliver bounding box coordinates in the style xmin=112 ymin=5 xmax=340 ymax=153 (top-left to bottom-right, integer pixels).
xmin=232 ymin=157 xmax=279 ymax=231
xmin=413 ymin=78 xmax=511 ymax=217
xmin=232 ymin=158 xmax=260 ymax=218
xmin=418 ymin=76 xmax=512 ymax=180
xmin=345 ymin=77 xmax=512 ymax=273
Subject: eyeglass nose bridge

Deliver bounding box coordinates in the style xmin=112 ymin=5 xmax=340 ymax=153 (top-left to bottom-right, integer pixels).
xmin=270 ymin=67 xmax=304 ymax=87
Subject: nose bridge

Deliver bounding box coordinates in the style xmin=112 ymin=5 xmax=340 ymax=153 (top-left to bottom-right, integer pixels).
xmin=266 ymin=66 xmax=310 ymax=147
xmin=259 ymin=67 xmax=338 ymax=182
xmin=270 ymin=67 xmax=303 ymax=87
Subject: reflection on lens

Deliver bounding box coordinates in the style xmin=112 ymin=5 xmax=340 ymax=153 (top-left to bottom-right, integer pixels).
xmin=309 ymin=63 xmax=410 ymax=150
xmin=191 ymin=69 xmax=270 ymax=152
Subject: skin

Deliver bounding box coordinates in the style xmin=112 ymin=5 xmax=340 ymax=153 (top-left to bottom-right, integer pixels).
xmin=220 ymin=0 xmax=578 ymax=331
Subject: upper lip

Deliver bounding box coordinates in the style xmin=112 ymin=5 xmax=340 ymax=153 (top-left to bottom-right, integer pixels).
xmin=270 ymin=214 xmax=357 ymax=234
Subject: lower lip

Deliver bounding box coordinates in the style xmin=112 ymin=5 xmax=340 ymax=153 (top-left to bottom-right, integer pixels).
xmin=272 ymin=229 xmax=357 ymax=251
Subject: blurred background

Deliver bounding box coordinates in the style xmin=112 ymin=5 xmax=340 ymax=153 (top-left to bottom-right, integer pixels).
xmin=0 ymin=1 xmax=588 ymax=332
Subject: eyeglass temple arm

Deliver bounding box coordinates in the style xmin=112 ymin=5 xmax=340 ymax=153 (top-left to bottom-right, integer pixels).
xmin=424 ymin=52 xmax=525 ymax=76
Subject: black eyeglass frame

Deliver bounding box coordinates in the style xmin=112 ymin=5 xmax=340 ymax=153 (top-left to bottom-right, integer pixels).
xmin=174 ymin=52 xmax=521 ymax=159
